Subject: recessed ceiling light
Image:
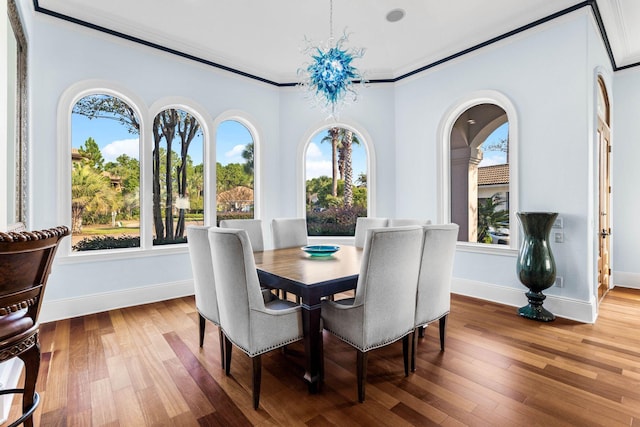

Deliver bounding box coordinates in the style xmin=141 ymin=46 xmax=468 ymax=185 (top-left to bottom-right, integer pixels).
xmin=386 ymin=9 xmax=405 ymax=23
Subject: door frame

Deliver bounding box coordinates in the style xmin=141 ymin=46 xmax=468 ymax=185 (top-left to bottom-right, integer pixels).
xmin=596 ymin=75 xmax=612 ymax=303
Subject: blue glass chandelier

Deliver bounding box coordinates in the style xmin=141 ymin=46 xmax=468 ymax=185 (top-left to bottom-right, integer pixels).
xmin=298 ymin=0 xmax=366 ymax=119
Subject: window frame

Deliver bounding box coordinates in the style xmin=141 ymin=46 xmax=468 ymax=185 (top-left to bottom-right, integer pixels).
xmin=58 ymin=81 xmax=148 ymax=258
xmin=58 ymin=83 xmax=219 ymax=258
xmin=438 ymin=90 xmax=519 ymax=255
xmin=147 ymin=98 xmax=212 ymax=248
xmin=212 ymin=111 xmax=262 ymax=223
xmin=298 ymin=121 xmax=376 ymax=236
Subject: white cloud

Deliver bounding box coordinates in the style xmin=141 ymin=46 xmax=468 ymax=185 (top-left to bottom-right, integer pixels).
xmin=306 ymin=142 xmax=323 ymax=159
xmin=306 ymin=160 xmax=332 ymax=179
xmin=225 ymin=144 xmax=246 ymax=162
xmin=305 ymin=143 xmax=331 ymax=178
xmin=102 ymin=138 xmax=139 ymax=163
xmin=479 ymin=150 xmax=507 ymax=167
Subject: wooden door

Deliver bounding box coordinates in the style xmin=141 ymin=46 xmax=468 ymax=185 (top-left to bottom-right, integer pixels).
xmin=597 ymin=117 xmax=611 ymax=302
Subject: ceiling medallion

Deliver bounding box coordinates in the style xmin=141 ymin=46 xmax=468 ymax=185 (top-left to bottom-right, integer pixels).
xmin=298 ymin=0 xmax=366 ymax=119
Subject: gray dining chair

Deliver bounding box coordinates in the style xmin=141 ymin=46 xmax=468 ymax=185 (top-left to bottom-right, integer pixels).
xmin=219 ymin=219 xmax=264 ymax=252
xmin=411 ymin=224 xmax=459 ymax=372
xmin=388 ymin=218 xmax=432 ymax=227
xmin=353 ymin=217 xmax=388 ymax=248
xmin=321 ymin=226 xmax=424 ymax=402
xmin=186 ymin=225 xmax=225 ymax=368
xmin=208 ymin=227 xmax=304 ymax=409
xmin=271 ymin=218 xmax=308 ymax=249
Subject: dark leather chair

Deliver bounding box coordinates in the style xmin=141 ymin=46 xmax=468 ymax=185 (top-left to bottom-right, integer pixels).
xmin=0 ymin=226 xmax=69 ymax=427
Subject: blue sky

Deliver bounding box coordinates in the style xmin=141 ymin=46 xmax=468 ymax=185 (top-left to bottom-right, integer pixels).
xmin=478 ymin=122 xmax=509 ymax=166
xmin=72 ymin=113 xmax=249 ymax=167
xmin=72 ymin=111 xmax=366 ymax=178
xmin=306 ymin=130 xmax=367 ymax=180
xmin=72 ymin=110 xmax=502 ymax=175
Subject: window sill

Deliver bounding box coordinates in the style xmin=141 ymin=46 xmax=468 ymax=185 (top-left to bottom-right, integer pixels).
xmin=455 ymin=242 xmax=518 ymax=257
xmin=57 ymin=244 xmax=189 ymax=264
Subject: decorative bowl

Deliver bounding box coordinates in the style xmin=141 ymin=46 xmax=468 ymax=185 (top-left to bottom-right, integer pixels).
xmin=301 ymin=245 xmax=340 ymax=257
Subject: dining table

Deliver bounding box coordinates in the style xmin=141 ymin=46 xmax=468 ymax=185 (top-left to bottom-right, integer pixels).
xmin=254 ymin=244 xmax=363 ymax=393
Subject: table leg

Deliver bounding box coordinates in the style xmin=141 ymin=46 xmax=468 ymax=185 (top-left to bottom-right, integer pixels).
xmin=301 ymin=300 xmax=322 ymax=393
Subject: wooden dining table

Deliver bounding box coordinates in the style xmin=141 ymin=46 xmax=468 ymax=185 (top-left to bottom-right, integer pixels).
xmin=254 ymin=244 xmax=363 ymax=393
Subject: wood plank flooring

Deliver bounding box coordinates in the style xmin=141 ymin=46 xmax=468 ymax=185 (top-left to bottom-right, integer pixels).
xmin=7 ymin=288 xmax=640 ymax=426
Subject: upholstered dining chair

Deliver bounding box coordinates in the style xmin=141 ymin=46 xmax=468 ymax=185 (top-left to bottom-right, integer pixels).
xmin=387 ymin=218 xmax=432 ymax=227
xmin=219 ymin=219 xmax=283 ymax=300
xmin=321 ymin=226 xmax=424 ymax=402
xmin=186 ymin=226 xmax=225 ymax=368
xmin=0 ymin=225 xmax=69 ymax=427
xmin=208 ymin=227 xmax=304 ymax=409
xmin=271 ymin=218 xmax=308 ymax=249
xmin=219 ymin=219 xmax=264 ymax=252
xmin=353 ymin=217 xmax=388 ymax=248
xmin=411 ymin=224 xmax=459 ymax=372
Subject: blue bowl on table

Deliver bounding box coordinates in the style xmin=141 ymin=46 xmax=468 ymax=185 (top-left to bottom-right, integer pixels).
xmin=301 ymin=245 xmax=340 ymax=257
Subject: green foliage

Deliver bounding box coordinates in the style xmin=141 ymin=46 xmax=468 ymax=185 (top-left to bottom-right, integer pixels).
xmin=215 ymin=211 xmax=254 ymax=226
xmin=306 ymin=206 xmax=366 ymax=236
xmin=73 ymin=94 xmax=140 ymax=134
xmin=73 ymin=235 xmax=140 ymax=251
xmin=217 ymin=162 xmax=253 ymax=192
xmin=71 ymin=163 xmax=119 ymax=233
xmin=78 ymin=137 xmax=105 ymax=171
xmin=105 ymin=154 xmax=140 ymax=193
xmin=242 ymin=142 xmax=254 ymax=176
xmin=306 ymin=176 xmax=367 ymax=212
xmin=477 ymin=193 xmax=510 ymax=243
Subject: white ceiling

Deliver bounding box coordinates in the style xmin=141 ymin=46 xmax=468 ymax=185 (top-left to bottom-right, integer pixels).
xmin=36 ymin=0 xmax=640 ymax=84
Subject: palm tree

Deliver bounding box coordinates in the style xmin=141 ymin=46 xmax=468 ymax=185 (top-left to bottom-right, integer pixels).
xmin=477 ymin=193 xmax=510 ymax=243
xmin=242 ymin=142 xmax=254 ymax=177
xmin=321 ymin=128 xmax=340 ymax=197
xmin=71 ymin=163 xmax=118 ymax=234
xmin=342 ymin=130 xmax=355 ymax=207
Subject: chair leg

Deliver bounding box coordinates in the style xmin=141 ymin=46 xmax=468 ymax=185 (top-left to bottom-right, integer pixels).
xmin=198 ymin=314 xmax=206 ymax=347
xmin=402 ymin=335 xmax=410 ymax=377
xmin=20 ymin=341 xmax=41 ymax=427
xmin=439 ymin=315 xmax=447 ymax=351
xmin=218 ymin=328 xmax=225 ymax=370
xmin=319 ymin=330 xmax=325 ymax=386
xmin=356 ymin=350 xmax=368 ymax=403
xmin=411 ymin=328 xmax=418 ymax=372
xmin=418 ymin=325 xmax=426 ymax=338
xmin=252 ymin=355 xmax=262 ymax=410
xmin=224 ymin=335 xmax=233 ymax=376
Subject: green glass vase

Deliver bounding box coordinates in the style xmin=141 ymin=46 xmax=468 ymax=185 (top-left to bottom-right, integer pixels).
xmin=516 ymin=212 xmax=558 ymax=322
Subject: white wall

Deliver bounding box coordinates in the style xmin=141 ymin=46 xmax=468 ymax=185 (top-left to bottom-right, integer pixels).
xmin=22 ymin=9 xmax=283 ymax=320
xmin=612 ymin=68 xmax=640 ymax=289
xmin=16 ymin=3 xmax=620 ymax=323
xmin=394 ymin=10 xmax=609 ymax=321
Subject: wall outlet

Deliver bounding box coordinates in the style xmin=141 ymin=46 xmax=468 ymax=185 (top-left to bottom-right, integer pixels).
xmin=554 ymin=276 xmax=564 ymax=288
xmin=553 ymin=217 xmax=563 ymax=229
xmin=554 ymin=231 xmax=564 ymax=243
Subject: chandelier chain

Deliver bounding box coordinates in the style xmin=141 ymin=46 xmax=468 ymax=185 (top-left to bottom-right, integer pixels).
xmin=329 ymin=0 xmax=333 ymax=40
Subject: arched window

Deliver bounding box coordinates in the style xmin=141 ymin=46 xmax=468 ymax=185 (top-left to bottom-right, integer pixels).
xmin=151 ymin=108 xmax=204 ymax=246
xmin=216 ymin=120 xmax=255 ymax=223
xmin=304 ymin=126 xmax=369 ymax=236
xmin=71 ymin=93 xmax=141 ymax=251
xmin=449 ymin=102 xmax=514 ymax=247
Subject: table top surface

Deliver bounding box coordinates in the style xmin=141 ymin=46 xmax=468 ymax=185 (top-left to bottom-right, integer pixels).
xmin=254 ymin=244 xmax=362 ymax=286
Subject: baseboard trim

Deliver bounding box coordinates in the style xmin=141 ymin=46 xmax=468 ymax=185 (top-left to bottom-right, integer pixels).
xmin=39 ymin=277 xmax=600 ymax=324
xmin=40 ymin=280 xmax=195 ymax=324
xmin=452 ymin=278 xmax=597 ymax=323
xmin=612 ymin=271 xmax=640 ymax=289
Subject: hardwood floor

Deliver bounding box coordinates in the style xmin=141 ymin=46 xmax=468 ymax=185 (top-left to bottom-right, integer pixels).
xmin=7 ymin=288 xmax=640 ymax=426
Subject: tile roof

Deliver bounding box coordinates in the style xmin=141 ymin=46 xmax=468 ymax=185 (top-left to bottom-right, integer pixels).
xmin=478 ymin=164 xmax=509 ymax=185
